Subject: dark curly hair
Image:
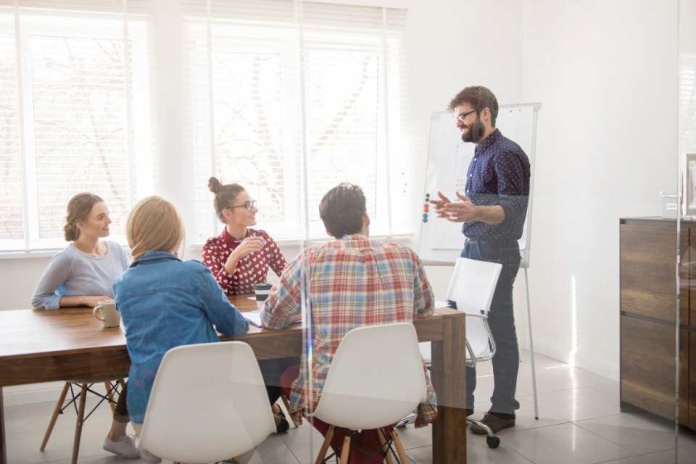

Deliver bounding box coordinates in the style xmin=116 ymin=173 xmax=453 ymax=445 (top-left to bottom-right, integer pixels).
xmin=319 ymin=183 xmax=366 ymax=239
xmin=448 ymin=86 xmax=499 ymax=126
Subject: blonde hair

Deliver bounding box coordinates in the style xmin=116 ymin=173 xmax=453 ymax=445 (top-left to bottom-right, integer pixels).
xmin=127 ymin=196 xmax=184 ymax=260
xmin=64 ymin=193 xmax=104 ymax=241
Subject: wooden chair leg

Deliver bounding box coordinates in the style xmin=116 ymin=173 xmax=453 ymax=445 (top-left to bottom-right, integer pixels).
xmin=314 ymin=425 xmax=335 ymax=464
xmin=70 ymin=383 xmax=88 ymax=464
xmin=104 ymin=382 xmax=117 ymax=413
xmin=40 ymin=382 xmax=70 ymax=451
xmin=339 ymin=434 xmax=351 ymax=464
xmin=390 ymin=429 xmax=410 ymax=464
xmin=377 ymin=428 xmax=394 ymax=464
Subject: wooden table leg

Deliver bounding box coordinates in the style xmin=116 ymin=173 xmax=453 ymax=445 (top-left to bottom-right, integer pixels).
xmin=430 ymin=314 xmax=467 ymax=464
xmin=0 ymin=386 xmax=6 ymax=464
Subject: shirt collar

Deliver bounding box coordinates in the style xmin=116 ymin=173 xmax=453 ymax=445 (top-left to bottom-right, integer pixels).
xmin=335 ymin=234 xmax=371 ymax=248
xmin=222 ymin=227 xmax=248 ymax=247
xmin=131 ymin=250 xmax=181 ymax=267
xmin=475 ymin=128 xmax=501 ymax=154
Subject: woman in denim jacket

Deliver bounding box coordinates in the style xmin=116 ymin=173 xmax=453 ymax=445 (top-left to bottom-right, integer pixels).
xmin=114 ymin=195 xmax=248 ymax=463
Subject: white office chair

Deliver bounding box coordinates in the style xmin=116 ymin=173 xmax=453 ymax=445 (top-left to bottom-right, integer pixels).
xmin=410 ymin=257 xmax=502 ymax=448
xmin=312 ymin=322 xmax=428 ymax=464
xmin=139 ymin=341 xmax=275 ymax=464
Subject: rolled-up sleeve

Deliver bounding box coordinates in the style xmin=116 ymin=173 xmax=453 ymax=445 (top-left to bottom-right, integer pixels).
xmin=260 ymin=254 xmax=302 ymax=329
xmin=411 ymin=251 xmax=435 ymax=320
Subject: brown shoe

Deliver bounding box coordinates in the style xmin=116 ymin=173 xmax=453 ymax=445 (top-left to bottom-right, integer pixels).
xmin=469 ymin=412 xmax=515 ymax=435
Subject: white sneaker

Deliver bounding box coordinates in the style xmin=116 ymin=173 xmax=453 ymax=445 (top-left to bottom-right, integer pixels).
xmin=103 ymin=435 xmax=140 ymax=459
xmin=139 ymin=447 xmax=162 ymax=464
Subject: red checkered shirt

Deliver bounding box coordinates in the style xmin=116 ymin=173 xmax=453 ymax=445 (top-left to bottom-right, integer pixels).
xmin=202 ymin=228 xmax=287 ymax=295
xmin=260 ymin=234 xmax=438 ymax=427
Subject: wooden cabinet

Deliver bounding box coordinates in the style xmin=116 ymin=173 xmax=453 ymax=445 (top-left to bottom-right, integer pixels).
xmin=620 ymin=218 xmax=693 ymax=428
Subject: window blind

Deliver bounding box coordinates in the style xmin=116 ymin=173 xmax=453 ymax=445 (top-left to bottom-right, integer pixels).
xmin=0 ymin=2 xmax=150 ymax=250
xmin=188 ymin=0 xmax=406 ymax=242
xmin=0 ymin=25 xmax=22 ymax=243
xmin=680 ymin=54 xmax=696 ymax=154
xmin=0 ymin=0 xmax=407 ymax=251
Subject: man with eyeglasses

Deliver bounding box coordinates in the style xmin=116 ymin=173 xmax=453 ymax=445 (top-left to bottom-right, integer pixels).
xmin=430 ymin=86 xmax=530 ymax=434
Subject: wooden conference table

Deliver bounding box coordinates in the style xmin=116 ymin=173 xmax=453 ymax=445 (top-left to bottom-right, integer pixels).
xmin=0 ymin=296 xmax=467 ymax=463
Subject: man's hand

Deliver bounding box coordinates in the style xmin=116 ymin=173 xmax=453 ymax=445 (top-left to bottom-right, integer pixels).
xmin=429 ymin=191 xmax=453 ymax=218
xmin=441 ymin=191 xmax=479 ymax=222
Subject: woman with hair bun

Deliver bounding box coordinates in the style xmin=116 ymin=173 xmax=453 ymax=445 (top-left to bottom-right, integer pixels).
xmin=202 ymin=177 xmax=287 ymax=295
xmin=31 ymin=192 xmax=129 ymax=309
xmin=203 ymin=177 xmax=294 ymax=434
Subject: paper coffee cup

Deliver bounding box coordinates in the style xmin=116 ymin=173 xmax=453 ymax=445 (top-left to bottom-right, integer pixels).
xmin=255 ymin=283 xmax=272 ymax=309
xmin=93 ymin=300 xmax=120 ymax=328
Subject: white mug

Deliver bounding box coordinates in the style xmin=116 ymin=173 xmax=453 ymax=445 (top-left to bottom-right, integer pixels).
xmin=93 ymin=300 xmax=120 ymax=328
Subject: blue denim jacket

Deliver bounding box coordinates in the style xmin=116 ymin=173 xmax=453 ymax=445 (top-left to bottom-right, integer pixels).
xmin=113 ymin=251 xmax=249 ymax=423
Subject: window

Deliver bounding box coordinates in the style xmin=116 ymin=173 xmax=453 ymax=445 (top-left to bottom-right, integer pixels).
xmin=187 ymin=1 xmax=406 ymax=242
xmin=0 ymin=1 xmax=407 ymax=252
xmin=681 ymin=54 xmax=696 ymax=154
xmin=0 ymin=6 xmax=151 ymax=251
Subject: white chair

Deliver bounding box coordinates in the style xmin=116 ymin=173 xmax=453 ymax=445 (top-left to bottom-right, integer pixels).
xmin=413 ymin=257 xmax=502 ymax=448
xmin=139 ymin=341 xmax=275 ymax=464
xmin=312 ymin=322 xmax=428 ymax=464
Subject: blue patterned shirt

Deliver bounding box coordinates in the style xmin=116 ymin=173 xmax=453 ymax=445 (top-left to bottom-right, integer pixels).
xmin=463 ymin=129 xmax=530 ymax=242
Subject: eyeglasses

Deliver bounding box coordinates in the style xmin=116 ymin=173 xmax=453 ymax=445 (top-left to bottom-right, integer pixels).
xmin=230 ymin=200 xmax=257 ymax=212
xmin=455 ymin=109 xmax=477 ymax=122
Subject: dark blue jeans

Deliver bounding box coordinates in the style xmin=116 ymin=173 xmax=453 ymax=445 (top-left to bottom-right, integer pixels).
xmin=462 ymin=239 xmax=521 ymax=417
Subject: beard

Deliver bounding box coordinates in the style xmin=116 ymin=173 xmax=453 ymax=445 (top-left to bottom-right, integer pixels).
xmin=461 ymin=119 xmax=485 ymax=143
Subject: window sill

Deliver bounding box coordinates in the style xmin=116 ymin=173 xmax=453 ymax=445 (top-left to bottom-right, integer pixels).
xmin=0 ymin=233 xmax=415 ymax=261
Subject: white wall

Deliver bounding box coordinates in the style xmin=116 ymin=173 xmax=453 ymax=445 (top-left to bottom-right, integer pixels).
xmin=522 ymin=0 xmax=679 ymax=379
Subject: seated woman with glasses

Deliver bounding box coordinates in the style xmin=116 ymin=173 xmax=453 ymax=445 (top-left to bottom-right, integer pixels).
xmin=203 ymin=176 xmax=294 ymax=434
xmin=202 ymin=176 xmax=287 ymax=295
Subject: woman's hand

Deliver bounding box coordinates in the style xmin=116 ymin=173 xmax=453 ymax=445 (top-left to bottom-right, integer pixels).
xmin=224 ymin=236 xmax=266 ymax=274
xmin=59 ymin=295 xmax=111 ymax=308
xmin=84 ymin=296 xmax=111 ymax=307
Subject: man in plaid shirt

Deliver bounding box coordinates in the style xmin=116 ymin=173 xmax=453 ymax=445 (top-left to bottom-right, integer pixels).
xmin=260 ymin=183 xmax=436 ymax=463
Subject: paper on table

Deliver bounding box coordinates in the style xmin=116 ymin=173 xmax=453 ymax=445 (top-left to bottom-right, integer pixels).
xmin=243 ymin=309 xmax=301 ymax=328
xmin=243 ymin=310 xmax=263 ymax=328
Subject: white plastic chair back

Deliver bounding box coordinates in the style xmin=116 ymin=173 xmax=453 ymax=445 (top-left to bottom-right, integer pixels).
xmin=446 ymin=257 xmax=502 ymax=317
xmin=313 ymin=323 xmax=427 ymax=430
xmin=448 ymin=257 xmax=502 ymax=361
xmin=419 ymin=257 xmax=502 ymax=363
xmin=139 ymin=341 xmax=275 ymax=463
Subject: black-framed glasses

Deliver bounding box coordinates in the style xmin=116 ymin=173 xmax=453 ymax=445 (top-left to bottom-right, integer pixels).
xmin=455 ymin=109 xmax=477 ymax=122
xmin=230 ymin=200 xmax=257 ymax=212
